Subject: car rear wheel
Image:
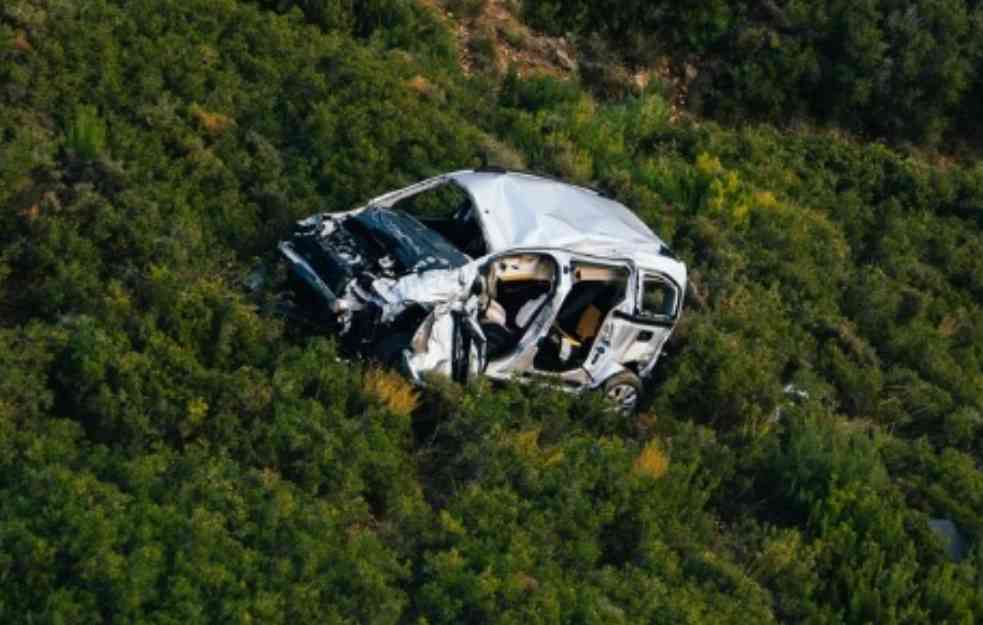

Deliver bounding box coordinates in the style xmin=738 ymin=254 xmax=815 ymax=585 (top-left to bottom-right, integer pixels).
xmin=603 ymin=371 xmax=642 ymax=416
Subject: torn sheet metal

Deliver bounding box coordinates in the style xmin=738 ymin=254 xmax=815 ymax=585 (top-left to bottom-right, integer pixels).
xmin=404 ymin=304 xmax=486 ymax=384
xmin=405 ymin=305 xmax=456 ymax=381
xmin=372 ymin=264 xmax=480 ymax=322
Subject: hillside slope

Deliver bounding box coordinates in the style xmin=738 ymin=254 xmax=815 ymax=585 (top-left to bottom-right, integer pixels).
xmin=1 ymin=1 xmax=981 ymax=624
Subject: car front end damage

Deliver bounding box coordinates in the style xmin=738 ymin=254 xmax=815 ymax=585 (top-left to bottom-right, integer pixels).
xmin=278 ymin=204 xmax=487 ymax=382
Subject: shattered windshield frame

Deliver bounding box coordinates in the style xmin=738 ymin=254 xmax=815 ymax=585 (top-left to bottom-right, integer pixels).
xmin=350 ymin=205 xmax=471 ymax=274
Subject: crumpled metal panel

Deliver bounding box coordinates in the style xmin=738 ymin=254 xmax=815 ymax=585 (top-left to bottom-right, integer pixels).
xmin=405 ymin=305 xmax=456 ymax=380
xmin=404 ymin=298 xmax=486 ymax=383
xmin=372 ymin=264 xmax=480 ymax=322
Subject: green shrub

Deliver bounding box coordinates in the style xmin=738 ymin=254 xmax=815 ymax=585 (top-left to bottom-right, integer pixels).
xmin=65 ymin=105 xmax=107 ymax=160
xmin=521 ymin=0 xmax=983 ymax=147
xmin=1 ymin=1 xmax=981 ymax=623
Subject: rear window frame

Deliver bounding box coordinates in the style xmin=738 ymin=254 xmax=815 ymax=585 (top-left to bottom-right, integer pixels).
xmin=637 ymin=272 xmax=680 ymax=321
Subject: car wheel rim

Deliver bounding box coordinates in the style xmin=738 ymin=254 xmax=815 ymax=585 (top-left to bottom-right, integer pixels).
xmin=607 ymin=383 xmax=638 ymax=413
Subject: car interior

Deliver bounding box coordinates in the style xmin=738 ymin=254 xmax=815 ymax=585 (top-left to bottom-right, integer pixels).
xmin=389 ymin=183 xmax=640 ymax=372
xmin=533 ymin=263 xmax=629 ymax=372
xmin=391 ymin=182 xmax=488 ymax=258
xmin=479 ymin=254 xmax=557 ymax=360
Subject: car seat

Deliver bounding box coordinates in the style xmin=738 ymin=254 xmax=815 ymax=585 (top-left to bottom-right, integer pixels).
xmin=481 ymin=299 xmax=513 ymax=359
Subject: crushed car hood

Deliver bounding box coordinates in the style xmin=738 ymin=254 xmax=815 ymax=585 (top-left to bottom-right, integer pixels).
xmin=285 ymin=205 xmax=470 ymax=295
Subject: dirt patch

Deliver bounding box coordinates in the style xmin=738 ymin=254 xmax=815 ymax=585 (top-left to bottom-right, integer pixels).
xmin=422 ymin=1 xmax=691 ymax=120
xmin=428 ymin=0 xmax=578 ymax=78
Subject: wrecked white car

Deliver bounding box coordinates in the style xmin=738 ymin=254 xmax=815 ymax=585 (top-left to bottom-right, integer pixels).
xmin=278 ymin=169 xmax=686 ymax=413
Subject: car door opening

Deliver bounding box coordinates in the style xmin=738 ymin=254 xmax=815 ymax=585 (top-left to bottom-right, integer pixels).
xmin=480 ymin=253 xmax=558 ymax=360
xmin=534 ymin=262 xmax=629 ymax=372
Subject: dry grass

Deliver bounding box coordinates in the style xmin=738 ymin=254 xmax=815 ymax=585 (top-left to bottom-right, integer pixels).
xmin=18 ymin=203 xmax=40 ymax=223
xmin=13 ymin=31 xmax=32 ymax=52
xmin=632 ymin=439 xmax=669 ymax=480
xmin=512 ymin=428 xmax=541 ymax=456
xmin=511 ymin=571 xmax=539 ymax=592
xmin=405 ymin=74 xmax=445 ymax=102
xmin=190 ymin=104 xmax=234 ymax=136
xmin=477 ymin=133 xmax=527 ymax=169
xmin=506 ymin=428 xmax=565 ymax=465
xmin=363 ymin=368 xmax=420 ymax=417
xmin=406 ymin=74 xmax=432 ymax=93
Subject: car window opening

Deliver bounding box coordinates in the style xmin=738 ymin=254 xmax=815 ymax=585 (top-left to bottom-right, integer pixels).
xmin=641 ymin=275 xmax=678 ymax=319
xmin=391 ymin=181 xmax=488 ymax=258
xmin=480 ymin=254 xmax=558 ymax=360
xmin=534 ymin=263 xmax=629 ymax=373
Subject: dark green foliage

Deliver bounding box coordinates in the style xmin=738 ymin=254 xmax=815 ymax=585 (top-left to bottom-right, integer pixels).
xmin=522 ymin=0 xmax=983 ymax=147
xmin=249 ymin=0 xmax=457 ymax=64
xmin=1 ymin=0 xmax=982 ymax=623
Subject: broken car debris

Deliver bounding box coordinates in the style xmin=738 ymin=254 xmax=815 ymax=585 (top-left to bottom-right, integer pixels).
xmin=278 ymin=169 xmax=687 ymax=414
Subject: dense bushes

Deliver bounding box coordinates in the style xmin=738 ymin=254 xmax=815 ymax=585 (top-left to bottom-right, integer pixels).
xmin=493 ymin=80 xmax=983 ymax=447
xmin=522 ymin=0 xmax=983 ymax=147
xmin=1 ymin=0 xmax=981 ymax=623
xmin=487 ymin=73 xmax=983 ymax=619
xmin=249 ymin=0 xmax=457 ymax=63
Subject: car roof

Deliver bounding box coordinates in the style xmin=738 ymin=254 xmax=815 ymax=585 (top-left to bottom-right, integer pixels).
xmin=447 ymin=170 xmax=687 ymax=288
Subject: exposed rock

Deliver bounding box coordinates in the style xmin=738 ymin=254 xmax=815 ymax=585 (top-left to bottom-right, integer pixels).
xmin=553 ymin=46 xmax=577 ymax=71
xmin=684 ymin=62 xmax=699 ymax=81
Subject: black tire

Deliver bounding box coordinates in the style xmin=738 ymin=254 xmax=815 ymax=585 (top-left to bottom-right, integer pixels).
xmin=602 ymin=371 xmax=642 ymax=416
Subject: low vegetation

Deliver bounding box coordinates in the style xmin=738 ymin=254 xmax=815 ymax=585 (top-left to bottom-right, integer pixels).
xmin=523 ymin=0 xmax=983 ymax=148
xmin=1 ymin=1 xmax=980 ymax=623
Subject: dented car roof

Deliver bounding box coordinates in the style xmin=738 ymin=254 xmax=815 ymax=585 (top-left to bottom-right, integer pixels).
xmin=373 ymin=170 xmax=687 ymax=288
